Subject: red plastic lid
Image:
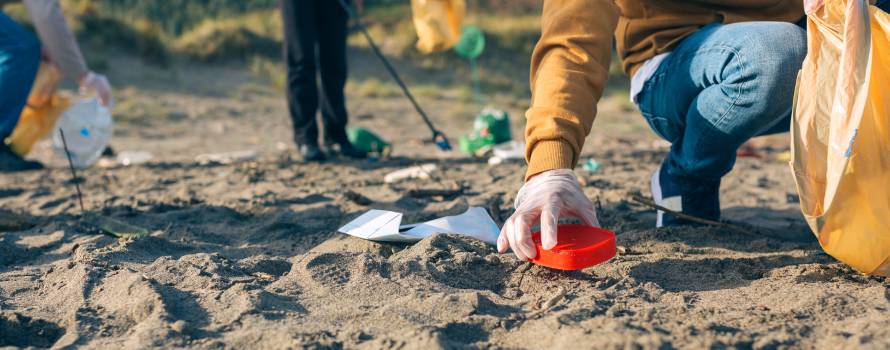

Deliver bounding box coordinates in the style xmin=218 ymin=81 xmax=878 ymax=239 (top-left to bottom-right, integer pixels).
xmin=530 ymin=224 xmax=617 ymax=271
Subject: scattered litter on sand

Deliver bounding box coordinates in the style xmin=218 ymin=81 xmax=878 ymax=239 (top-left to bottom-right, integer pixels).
xmin=582 ymin=158 xmax=601 ymax=172
xmin=195 ymin=150 xmax=257 ymax=165
xmin=116 ymin=150 xmax=154 ymax=166
xmin=383 ymin=164 xmax=438 ymax=183
xmin=1 ymin=43 xmax=887 ymax=348
xmin=339 ymin=207 xmax=499 ymax=244
xmin=489 ymin=141 xmax=524 ymax=165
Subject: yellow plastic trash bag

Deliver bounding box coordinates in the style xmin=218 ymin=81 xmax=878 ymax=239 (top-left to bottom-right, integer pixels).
xmin=27 ymin=61 xmax=61 ymax=108
xmin=791 ymin=0 xmax=890 ymax=276
xmin=410 ymin=0 xmax=465 ymax=53
xmin=4 ymin=62 xmax=71 ymax=156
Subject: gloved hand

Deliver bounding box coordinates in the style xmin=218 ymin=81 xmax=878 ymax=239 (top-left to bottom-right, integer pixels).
xmin=79 ymin=71 xmax=113 ymax=108
xmin=497 ymin=169 xmax=600 ymax=261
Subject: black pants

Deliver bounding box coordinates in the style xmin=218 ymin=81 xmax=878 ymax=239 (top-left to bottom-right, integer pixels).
xmin=281 ymin=0 xmax=350 ymax=145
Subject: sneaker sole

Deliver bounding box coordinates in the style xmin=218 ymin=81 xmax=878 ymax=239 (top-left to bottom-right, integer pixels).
xmin=651 ymin=165 xmax=665 ymax=228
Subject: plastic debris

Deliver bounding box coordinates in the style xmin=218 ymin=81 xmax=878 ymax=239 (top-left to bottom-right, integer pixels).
xmin=774 ymin=151 xmax=792 ymax=162
xmin=488 ymin=140 xmax=525 ymax=165
xmin=454 ymin=25 xmax=485 ymax=60
xmin=383 ymin=164 xmax=437 ymax=183
xmin=195 ymin=150 xmax=257 ymax=165
xmin=81 ymin=213 xmax=149 ymax=239
xmin=581 ymin=158 xmax=601 ymax=172
xmin=347 ymin=127 xmax=391 ymax=158
xmin=116 ymin=151 xmax=153 ymax=166
xmin=338 ymin=207 xmax=499 ymax=245
xmin=453 ymin=25 xmax=486 ymax=102
xmin=790 ymin=0 xmax=890 ymax=275
xmin=492 ymin=140 xmax=524 ymax=159
xmin=7 ymin=63 xmax=69 ymax=156
xmin=52 ymin=97 xmax=113 ymax=169
xmin=530 ymin=224 xmax=616 ymax=271
xmin=736 ymin=143 xmax=763 ymax=159
xmin=459 ymin=107 xmax=511 ymax=155
xmin=411 ymin=0 xmax=466 ymax=53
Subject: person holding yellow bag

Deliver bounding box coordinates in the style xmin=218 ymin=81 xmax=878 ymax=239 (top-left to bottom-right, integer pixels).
xmin=0 ymin=0 xmax=112 ymax=172
xmin=498 ymin=0 xmax=890 ymax=263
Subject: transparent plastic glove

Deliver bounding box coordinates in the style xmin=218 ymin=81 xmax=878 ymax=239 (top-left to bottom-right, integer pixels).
xmin=804 ymin=0 xmax=823 ymax=14
xmin=805 ymin=0 xmax=875 ymax=14
xmin=497 ymin=169 xmax=600 ymax=261
xmin=79 ymin=71 xmax=113 ymax=108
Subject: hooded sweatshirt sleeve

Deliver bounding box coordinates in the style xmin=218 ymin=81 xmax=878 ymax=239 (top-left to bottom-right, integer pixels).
xmin=524 ymin=0 xmax=618 ymax=179
xmin=23 ymin=0 xmax=88 ymax=81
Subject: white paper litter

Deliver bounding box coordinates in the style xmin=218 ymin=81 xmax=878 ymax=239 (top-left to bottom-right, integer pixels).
xmin=488 ymin=141 xmax=525 ymax=165
xmin=338 ymin=207 xmax=499 ymax=245
xmin=492 ymin=141 xmax=525 ymax=159
xmin=383 ymin=164 xmax=437 ymax=183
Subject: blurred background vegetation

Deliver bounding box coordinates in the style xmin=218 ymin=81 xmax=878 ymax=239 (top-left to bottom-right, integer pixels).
xmin=2 ymin=0 xmax=629 ymax=104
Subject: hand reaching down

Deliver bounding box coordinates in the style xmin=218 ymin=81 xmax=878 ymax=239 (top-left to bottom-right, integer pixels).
xmin=497 ymin=169 xmax=600 ymax=261
xmin=79 ymin=71 xmax=113 ymax=108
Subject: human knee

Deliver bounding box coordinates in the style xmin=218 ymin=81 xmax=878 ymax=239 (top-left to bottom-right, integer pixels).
xmin=739 ymin=23 xmax=807 ymax=91
xmin=723 ymin=23 xmax=806 ymax=119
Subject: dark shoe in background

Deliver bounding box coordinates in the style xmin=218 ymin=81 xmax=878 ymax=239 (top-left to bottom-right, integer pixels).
xmin=322 ymin=140 xmax=367 ymax=160
xmin=298 ymin=143 xmax=327 ymax=162
xmin=333 ymin=141 xmax=367 ymax=159
xmin=0 ymin=143 xmax=44 ymax=172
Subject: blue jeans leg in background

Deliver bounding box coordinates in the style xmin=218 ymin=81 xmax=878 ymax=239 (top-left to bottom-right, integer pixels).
xmin=636 ymin=21 xmax=807 ymax=183
xmin=0 ymin=11 xmax=40 ymax=141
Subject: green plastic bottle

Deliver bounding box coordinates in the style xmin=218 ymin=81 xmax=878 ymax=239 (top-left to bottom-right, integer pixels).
xmin=347 ymin=127 xmax=391 ymax=157
xmin=459 ymin=108 xmax=511 ymax=155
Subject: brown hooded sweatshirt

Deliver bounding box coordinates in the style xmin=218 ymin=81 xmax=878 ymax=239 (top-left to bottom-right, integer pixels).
xmin=525 ymin=0 xmax=805 ymax=179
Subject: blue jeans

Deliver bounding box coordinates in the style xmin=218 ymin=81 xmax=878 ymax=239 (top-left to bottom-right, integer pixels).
xmin=637 ymin=1 xmax=890 ymax=182
xmin=636 ymin=21 xmax=805 ymax=182
xmin=0 ymin=11 xmax=40 ymax=140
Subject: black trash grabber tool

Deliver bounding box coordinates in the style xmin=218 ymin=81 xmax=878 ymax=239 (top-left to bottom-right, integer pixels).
xmin=337 ymin=0 xmax=451 ymax=151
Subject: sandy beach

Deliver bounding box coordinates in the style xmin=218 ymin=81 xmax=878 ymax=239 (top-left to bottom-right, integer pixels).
xmin=1 ymin=38 xmax=889 ymax=350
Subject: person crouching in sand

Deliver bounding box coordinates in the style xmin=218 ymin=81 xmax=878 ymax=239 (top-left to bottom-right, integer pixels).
xmin=497 ymin=0 xmax=890 ymax=260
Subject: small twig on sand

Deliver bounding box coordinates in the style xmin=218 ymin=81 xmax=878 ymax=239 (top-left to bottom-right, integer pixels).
xmin=630 ymin=194 xmax=758 ymax=237
xmin=528 ymin=287 xmax=567 ymax=319
xmin=59 ymin=129 xmax=85 ymax=213
xmin=540 ymin=287 xmax=567 ymax=310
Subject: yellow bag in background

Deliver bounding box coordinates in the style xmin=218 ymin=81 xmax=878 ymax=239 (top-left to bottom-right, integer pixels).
xmin=791 ymin=0 xmax=890 ymax=276
xmin=5 ymin=62 xmax=71 ymax=156
xmin=410 ymin=0 xmax=465 ymax=53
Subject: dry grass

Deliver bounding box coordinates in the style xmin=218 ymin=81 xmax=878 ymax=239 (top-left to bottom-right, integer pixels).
xmin=173 ymin=11 xmax=281 ymax=62
xmin=6 ymin=0 xmax=631 ymax=103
